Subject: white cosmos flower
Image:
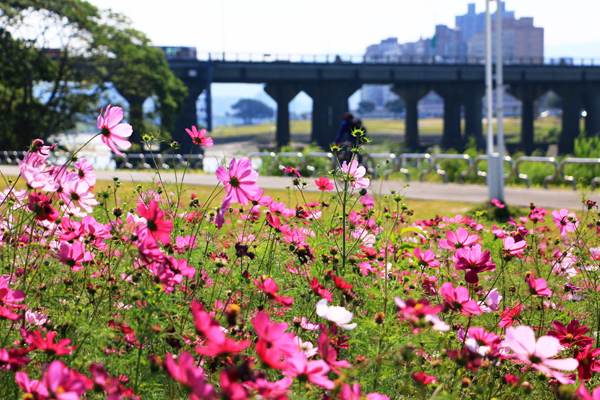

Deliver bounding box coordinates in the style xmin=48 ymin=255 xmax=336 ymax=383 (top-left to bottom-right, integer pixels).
xmin=293 ymin=336 xmax=318 ymax=357
xmin=315 ymin=299 xmax=357 ymax=330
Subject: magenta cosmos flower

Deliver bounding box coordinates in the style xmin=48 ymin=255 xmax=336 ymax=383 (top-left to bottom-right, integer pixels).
xmin=504 ymin=325 xmax=578 ymax=384
xmin=341 ymin=160 xmax=369 ymax=188
xmin=186 ymin=126 xmax=213 ymax=147
xmin=216 ymin=158 xmax=260 ymax=206
xmin=97 ymin=105 xmax=132 ymax=156
xmin=137 ymin=200 xmax=174 ymax=245
xmin=552 ymin=208 xmax=579 ymax=237
xmin=440 ymin=282 xmax=482 ymax=317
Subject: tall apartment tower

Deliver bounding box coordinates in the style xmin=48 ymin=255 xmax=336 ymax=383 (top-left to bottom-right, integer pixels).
xmin=455 ymin=2 xmax=515 ymax=42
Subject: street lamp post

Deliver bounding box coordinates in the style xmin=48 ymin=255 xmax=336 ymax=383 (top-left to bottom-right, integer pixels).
xmin=486 ymin=0 xmax=505 ymax=201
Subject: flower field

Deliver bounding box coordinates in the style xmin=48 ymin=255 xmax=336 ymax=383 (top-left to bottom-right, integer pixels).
xmin=3 ymin=105 xmax=600 ymax=400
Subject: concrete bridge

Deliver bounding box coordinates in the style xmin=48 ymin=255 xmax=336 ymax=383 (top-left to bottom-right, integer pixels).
xmin=162 ymin=55 xmax=600 ymax=154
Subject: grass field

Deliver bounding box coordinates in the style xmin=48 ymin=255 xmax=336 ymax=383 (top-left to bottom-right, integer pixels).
xmin=209 ymin=116 xmax=575 ymax=143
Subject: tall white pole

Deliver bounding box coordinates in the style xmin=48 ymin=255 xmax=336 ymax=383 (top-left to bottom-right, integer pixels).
xmin=485 ymin=0 xmax=500 ymax=200
xmin=495 ymin=0 xmax=505 ymax=200
xmin=485 ymin=0 xmax=493 ymax=154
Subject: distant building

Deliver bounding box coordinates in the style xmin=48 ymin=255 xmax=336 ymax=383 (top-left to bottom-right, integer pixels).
xmin=455 ymin=2 xmax=515 ymax=42
xmin=467 ymin=17 xmax=544 ymax=62
xmin=433 ymin=25 xmax=466 ymax=57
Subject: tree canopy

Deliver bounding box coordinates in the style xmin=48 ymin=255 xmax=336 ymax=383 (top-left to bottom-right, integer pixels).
xmin=358 ymin=100 xmax=376 ymax=114
xmin=384 ymin=98 xmax=406 ymax=117
xmin=231 ymin=99 xmax=274 ymax=125
xmin=0 ymin=0 xmax=186 ymax=150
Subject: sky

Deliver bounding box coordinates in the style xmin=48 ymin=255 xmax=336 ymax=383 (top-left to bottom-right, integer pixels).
xmin=86 ymin=0 xmax=600 ymax=113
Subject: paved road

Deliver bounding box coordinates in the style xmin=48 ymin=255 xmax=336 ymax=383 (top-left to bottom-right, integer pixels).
xmin=1 ymin=165 xmax=595 ymax=211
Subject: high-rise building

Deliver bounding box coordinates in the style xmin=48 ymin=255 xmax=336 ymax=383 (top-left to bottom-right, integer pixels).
xmin=455 ymin=2 xmax=515 ymax=42
xmin=433 ymin=25 xmax=466 ymax=57
xmin=467 ymin=17 xmax=543 ymax=62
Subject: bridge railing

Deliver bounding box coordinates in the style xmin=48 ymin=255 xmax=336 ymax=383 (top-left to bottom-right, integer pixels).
xmin=558 ymin=158 xmax=600 ymax=190
xmin=195 ymin=51 xmax=600 ymax=67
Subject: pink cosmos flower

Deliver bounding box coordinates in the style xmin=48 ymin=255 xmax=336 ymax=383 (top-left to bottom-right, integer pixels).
xmin=575 ymin=345 xmax=600 ymax=381
xmin=552 ymin=209 xmax=579 ymax=237
xmin=499 ymin=303 xmax=522 ymax=328
xmin=165 ymin=352 xmax=217 ymax=399
xmin=576 ymin=385 xmax=600 ymax=400
xmin=216 ymin=158 xmax=260 ymax=206
xmin=255 ymin=277 xmax=294 ymax=307
xmin=0 ymin=277 xmax=25 ymax=321
xmin=282 ymin=351 xmax=335 ymax=389
xmin=315 ymin=177 xmax=334 ymax=191
xmin=341 ymin=160 xmax=369 ymax=188
xmin=440 ymin=282 xmax=482 ymax=317
xmin=43 ymin=360 xmax=88 ymax=400
xmin=360 ymin=194 xmax=375 ymax=209
xmin=339 ymin=383 xmax=390 ymax=400
xmin=503 ymin=236 xmax=527 ymax=256
xmin=186 ymin=126 xmax=214 ymax=147
xmin=454 ymin=244 xmax=496 ymax=284
xmin=439 ymin=227 xmax=479 ymax=252
xmin=29 ymin=330 xmax=75 ymax=356
xmin=394 ymin=297 xmax=449 ymax=332
xmin=97 ymin=105 xmax=132 ymax=156
xmin=53 ymin=242 xmax=94 ymax=271
xmin=504 ymin=325 xmax=578 ymax=384
xmin=413 ymin=247 xmax=440 ymax=268
xmin=60 ymin=179 xmax=99 ymax=213
xmin=491 ymin=198 xmax=505 ymax=208
xmin=252 ymin=312 xmax=298 ymax=369
xmin=527 ymin=274 xmax=552 ymax=297
xmin=16 ymin=371 xmax=49 ymax=399
xmin=137 ymin=200 xmax=173 ymax=245
xmin=317 ymin=331 xmax=349 ymax=374
xmin=247 ymin=188 xmax=272 ymax=206
xmin=283 ymin=166 xmax=301 ymax=178
xmin=72 ymin=158 xmax=96 ymax=187
xmin=412 ymin=372 xmax=438 ymax=386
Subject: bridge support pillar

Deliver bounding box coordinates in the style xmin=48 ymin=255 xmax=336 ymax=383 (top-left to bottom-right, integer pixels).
xmin=391 ymin=84 xmax=430 ymax=151
xmin=508 ymin=84 xmax=547 ymax=155
xmin=264 ymin=84 xmax=301 ymax=147
xmin=119 ymin=93 xmax=148 ymax=150
xmin=462 ymin=84 xmax=485 ymax=150
xmin=555 ymin=85 xmax=584 ymax=154
xmin=304 ymin=83 xmax=361 ymax=149
xmin=173 ymin=81 xmax=207 ymax=154
xmin=585 ymin=85 xmax=600 ymax=137
xmin=435 ymin=84 xmax=463 ymax=152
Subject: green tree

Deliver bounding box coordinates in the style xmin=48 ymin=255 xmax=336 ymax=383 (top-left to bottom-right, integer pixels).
xmin=385 ymin=98 xmax=406 ymax=118
xmin=231 ymin=99 xmax=274 ymax=125
xmin=0 ymin=1 xmax=186 ymax=150
xmin=358 ymin=100 xmax=376 ymax=114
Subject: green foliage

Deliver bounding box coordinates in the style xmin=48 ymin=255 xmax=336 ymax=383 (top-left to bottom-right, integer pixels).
xmin=231 ymin=98 xmax=274 ymax=125
xmin=0 ymin=1 xmax=186 ymax=149
xmin=358 ymin=100 xmax=376 ymax=114
xmin=384 ymin=98 xmax=405 ymax=117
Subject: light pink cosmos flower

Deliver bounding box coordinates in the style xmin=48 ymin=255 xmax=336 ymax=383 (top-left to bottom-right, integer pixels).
xmin=504 ymin=325 xmax=578 ymax=384
xmin=552 ymin=209 xmax=579 ymax=238
xmin=25 ymin=309 xmax=48 ymax=327
xmin=216 ymin=158 xmax=260 ymax=206
xmin=479 ymin=288 xmax=502 ymax=312
xmin=60 ymin=179 xmax=99 ymax=213
xmin=97 ymin=105 xmax=132 ymax=155
xmin=527 ymin=274 xmax=552 ymax=297
xmin=341 ymin=160 xmax=369 ymax=188
xmin=282 ymin=351 xmax=335 ymax=389
xmin=503 ymin=236 xmax=527 ymax=256
xmin=316 ymin=299 xmax=357 ymax=330
xmin=339 ymin=383 xmax=390 ymax=400
xmin=440 ymin=282 xmax=482 ymax=317
xmin=71 ymin=158 xmax=96 ymax=187
xmin=293 ymin=336 xmax=318 ymax=357
xmin=186 ymin=126 xmax=214 ymax=147
xmin=360 ymin=194 xmax=375 ymax=209
xmin=439 ymin=227 xmax=479 ymax=252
